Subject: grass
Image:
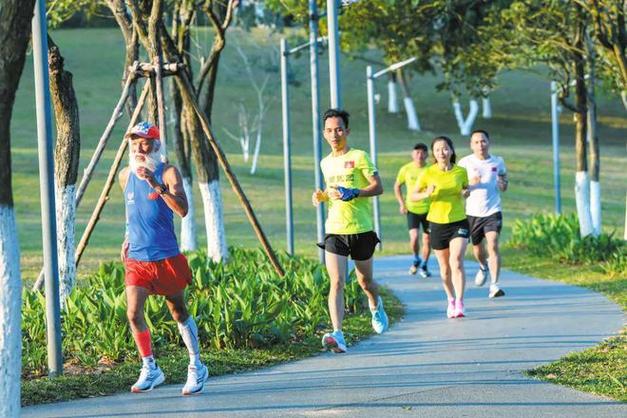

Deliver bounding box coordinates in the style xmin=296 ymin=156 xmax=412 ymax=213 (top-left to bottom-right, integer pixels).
xmin=502 ymin=246 xmax=626 ymax=401
xmin=12 ymin=27 xmax=627 ymax=403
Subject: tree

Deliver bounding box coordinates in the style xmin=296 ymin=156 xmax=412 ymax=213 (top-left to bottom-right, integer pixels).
xmin=577 ymin=0 xmax=626 ymax=108
xmin=0 ymin=2 xmax=36 ymax=415
xmin=49 ymin=37 xmax=81 ymax=307
xmin=502 ymin=1 xmax=596 ymax=236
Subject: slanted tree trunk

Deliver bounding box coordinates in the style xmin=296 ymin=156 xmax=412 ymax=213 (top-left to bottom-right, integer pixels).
xmin=49 ymin=37 xmax=81 ymax=307
xmin=387 ymin=73 xmax=399 ymax=113
xmin=0 ymin=1 xmax=36 ymax=415
xmin=397 ymin=69 xmax=420 ymax=131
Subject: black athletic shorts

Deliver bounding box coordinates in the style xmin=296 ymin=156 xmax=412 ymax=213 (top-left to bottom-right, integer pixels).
xmin=317 ymin=231 xmax=380 ymax=261
xmin=429 ymin=219 xmax=470 ymax=250
xmin=407 ymin=211 xmax=430 ymax=233
xmin=467 ymin=211 xmax=503 ymax=245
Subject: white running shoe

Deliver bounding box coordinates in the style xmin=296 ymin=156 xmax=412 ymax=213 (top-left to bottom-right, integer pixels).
xmin=182 ymin=363 xmax=209 ymax=395
xmin=322 ymin=330 xmax=347 ymax=353
xmin=408 ymin=264 xmax=418 ymax=275
xmin=474 ymin=266 xmax=488 ymax=287
xmin=489 ymin=285 xmax=505 ymax=298
xmin=418 ymin=265 xmax=431 ymax=279
xmin=131 ymin=364 xmax=165 ymax=393
xmin=371 ymin=296 xmax=389 ymax=334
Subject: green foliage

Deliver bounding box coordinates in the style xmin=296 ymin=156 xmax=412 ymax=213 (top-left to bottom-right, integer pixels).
xmin=510 ymin=213 xmax=625 ymax=268
xmin=22 ymin=248 xmax=366 ymax=376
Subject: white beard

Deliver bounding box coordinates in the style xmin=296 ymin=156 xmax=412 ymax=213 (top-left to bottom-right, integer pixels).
xmin=129 ymin=150 xmax=161 ymax=176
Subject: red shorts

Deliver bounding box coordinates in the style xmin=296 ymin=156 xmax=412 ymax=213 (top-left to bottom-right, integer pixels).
xmin=124 ymin=253 xmax=192 ymax=296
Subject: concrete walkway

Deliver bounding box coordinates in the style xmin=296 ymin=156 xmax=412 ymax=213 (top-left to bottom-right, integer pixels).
xmin=23 ymin=256 xmax=625 ymax=417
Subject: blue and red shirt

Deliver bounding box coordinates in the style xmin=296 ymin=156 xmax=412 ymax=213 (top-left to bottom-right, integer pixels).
xmin=125 ymin=163 xmax=180 ymax=261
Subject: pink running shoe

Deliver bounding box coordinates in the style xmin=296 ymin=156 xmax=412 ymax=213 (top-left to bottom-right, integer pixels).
xmin=453 ymin=299 xmax=465 ymax=318
xmin=446 ymin=298 xmax=456 ymax=318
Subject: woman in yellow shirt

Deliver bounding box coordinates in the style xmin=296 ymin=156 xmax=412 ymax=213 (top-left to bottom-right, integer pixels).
xmin=413 ymin=136 xmax=470 ymax=318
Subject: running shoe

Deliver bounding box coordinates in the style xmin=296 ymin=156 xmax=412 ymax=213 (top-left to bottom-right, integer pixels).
xmin=371 ymin=296 xmax=389 ymax=334
xmin=474 ymin=266 xmax=489 ymax=287
xmin=182 ymin=363 xmax=209 ymax=395
xmin=131 ymin=363 xmax=165 ymax=393
xmin=408 ymin=264 xmax=418 ymax=275
xmin=489 ymin=285 xmax=505 ymax=298
xmin=322 ymin=330 xmax=347 ymax=353
xmin=453 ymin=299 xmax=465 ymax=318
xmin=418 ymin=265 xmax=431 ymax=279
xmin=446 ymin=299 xmax=456 ymax=318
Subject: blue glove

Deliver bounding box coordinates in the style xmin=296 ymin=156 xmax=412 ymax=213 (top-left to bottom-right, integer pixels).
xmin=336 ymin=186 xmax=360 ymax=201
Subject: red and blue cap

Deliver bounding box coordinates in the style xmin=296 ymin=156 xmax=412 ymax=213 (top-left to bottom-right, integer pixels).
xmin=127 ymin=121 xmax=160 ymax=140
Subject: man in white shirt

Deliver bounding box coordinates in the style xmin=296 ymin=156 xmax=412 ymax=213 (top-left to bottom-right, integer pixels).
xmin=458 ymin=130 xmax=508 ymax=298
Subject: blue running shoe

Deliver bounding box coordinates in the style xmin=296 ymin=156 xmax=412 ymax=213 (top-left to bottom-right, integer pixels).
xmin=322 ymin=330 xmax=347 ymax=353
xmin=371 ymin=296 xmax=389 ymax=334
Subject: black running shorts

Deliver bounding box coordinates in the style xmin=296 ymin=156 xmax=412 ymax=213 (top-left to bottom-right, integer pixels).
xmin=317 ymin=231 xmax=380 ymax=261
xmin=407 ymin=211 xmax=430 ymax=233
xmin=429 ymin=219 xmax=470 ymax=250
xmin=467 ymin=212 xmax=503 ymax=245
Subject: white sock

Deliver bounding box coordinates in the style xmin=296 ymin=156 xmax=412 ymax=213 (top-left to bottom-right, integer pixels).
xmin=177 ymin=317 xmax=201 ymax=368
xmin=142 ymin=355 xmax=156 ymax=369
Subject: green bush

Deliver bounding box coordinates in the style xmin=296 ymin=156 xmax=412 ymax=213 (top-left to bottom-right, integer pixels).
xmin=510 ymin=213 xmax=625 ymax=267
xmin=22 ymin=248 xmax=365 ymax=376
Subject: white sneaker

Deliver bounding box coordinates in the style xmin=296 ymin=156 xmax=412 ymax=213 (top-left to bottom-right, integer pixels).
xmin=489 ymin=285 xmax=505 ymax=298
xmin=408 ymin=264 xmax=418 ymax=275
xmin=182 ymin=363 xmax=209 ymax=395
xmin=446 ymin=299 xmax=456 ymax=318
xmin=474 ymin=266 xmax=488 ymax=287
xmin=131 ymin=364 xmax=165 ymax=393
xmin=322 ymin=330 xmax=347 ymax=353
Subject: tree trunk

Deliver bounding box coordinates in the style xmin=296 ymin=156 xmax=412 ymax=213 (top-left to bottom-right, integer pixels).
xmin=573 ymin=8 xmax=593 ymax=237
xmin=387 ymin=74 xmax=399 ymax=113
xmin=183 ymin=102 xmax=228 ymax=261
xmin=587 ymin=41 xmax=601 ymax=236
xmin=482 ymin=96 xmax=492 ymax=119
xmin=0 ymin=0 xmax=36 ymax=415
xmin=452 ymin=98 xmax=479 ymax=136
xmin=49 ymin=37 xmax=81 ymax=306
xmin=396 ymin=69 xmax=420 ymax=131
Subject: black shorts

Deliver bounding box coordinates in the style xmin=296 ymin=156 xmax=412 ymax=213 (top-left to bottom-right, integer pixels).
xmin=467 ymin=212 xmax=503 ymax=245
xmin=429 ymin=219 xmax=470 ymax=250
xmin=407 ymin=211 xmax=430 ymax=233
xmin=317 ymin=231 xmax=380 ymax=261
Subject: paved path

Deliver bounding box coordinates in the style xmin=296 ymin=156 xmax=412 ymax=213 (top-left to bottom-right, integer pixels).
xmin=23 ymin=256 xmax=625 ymax=417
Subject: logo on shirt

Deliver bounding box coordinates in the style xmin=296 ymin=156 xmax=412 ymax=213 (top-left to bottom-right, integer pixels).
xmin=344 ymin=161 xmax=355 ymax=169
xmin=491 ymin=166 xmax=497 ymax=172
xmin=127 ymin=192 xmax=135 ymax=205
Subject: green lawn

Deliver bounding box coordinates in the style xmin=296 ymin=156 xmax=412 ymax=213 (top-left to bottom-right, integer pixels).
xmin=13 ymin=27 xmax=626 ymax=282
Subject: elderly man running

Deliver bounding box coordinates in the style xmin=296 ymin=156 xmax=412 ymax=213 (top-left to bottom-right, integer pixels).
xmin=120 ymin=121 xmax=208 ymax=395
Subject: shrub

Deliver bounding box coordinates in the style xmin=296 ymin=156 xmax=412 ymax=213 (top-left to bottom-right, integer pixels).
xmin=510 ymin=213 xmax=625 ymax=265
xmin=22 ymin=248 xmax=365 ymax=376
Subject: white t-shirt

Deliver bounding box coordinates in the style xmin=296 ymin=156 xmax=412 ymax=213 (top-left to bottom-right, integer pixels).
xmin=458 ymin=154 xmax=507 ymax=217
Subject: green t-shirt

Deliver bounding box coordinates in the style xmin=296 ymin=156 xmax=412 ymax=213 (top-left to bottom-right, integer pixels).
xmin=321 ymin=148 xmax=377 ymax=234
xmin=416 ymin=164 xmax=468 ymax=224
xmin=396 ymin=162 xmax=430 ymax=214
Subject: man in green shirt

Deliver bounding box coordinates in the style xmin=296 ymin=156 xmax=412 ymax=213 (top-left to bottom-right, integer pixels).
xmin=312 ymin=109 xmax=389 ymax=353
xmin=394 ymin=143 xmax=432 ymax=278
